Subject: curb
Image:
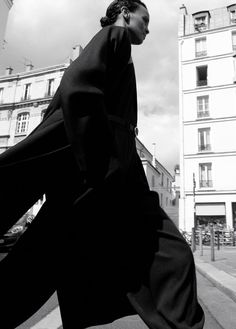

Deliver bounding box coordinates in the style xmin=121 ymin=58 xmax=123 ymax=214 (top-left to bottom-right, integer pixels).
xmin=195 ymin=257 xmax=236 ymax=303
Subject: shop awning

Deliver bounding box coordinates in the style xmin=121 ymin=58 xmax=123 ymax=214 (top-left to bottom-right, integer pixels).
xmin=196 ymin=203 xmax=225 ymax=216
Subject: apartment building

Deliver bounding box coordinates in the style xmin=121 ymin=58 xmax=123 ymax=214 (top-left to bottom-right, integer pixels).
xmin=178 ymin=4 xmax=236 ymax=231
xmin=136 ymin=139 xmax=177 ymax=226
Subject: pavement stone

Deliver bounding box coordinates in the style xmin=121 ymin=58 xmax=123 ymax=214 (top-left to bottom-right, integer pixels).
xmin=194 ymin=246 xmax=236 ymax=303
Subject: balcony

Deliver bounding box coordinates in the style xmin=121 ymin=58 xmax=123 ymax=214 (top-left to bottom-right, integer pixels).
xmin=198 ymin=144 xmax=211 ymax=152
xmin=20 ymin=96 xmax=31 ymax=102
xmin=196 ymin=50 xmax=207 ymax=57
xmin=197 ymin=80 xmax=208 ymax=87
xmin=200 ymin=180 xmax=213 ymax=188
xmin=197 ymin=110 xmax=210 ymax=118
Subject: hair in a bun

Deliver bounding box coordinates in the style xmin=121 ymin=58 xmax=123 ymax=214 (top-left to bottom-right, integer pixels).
xmin=100 ymin=0 xmax=147 ymax=27
xmin=100 ymin=16 xmax=112 ymax=27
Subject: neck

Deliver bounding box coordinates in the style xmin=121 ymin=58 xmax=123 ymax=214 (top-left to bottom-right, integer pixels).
xmin=113 ymin=16 xmax=127 ymax=28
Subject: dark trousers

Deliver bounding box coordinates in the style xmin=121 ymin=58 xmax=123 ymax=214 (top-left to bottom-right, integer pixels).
xmin=0 ymin=189 xmax=204 ymax=329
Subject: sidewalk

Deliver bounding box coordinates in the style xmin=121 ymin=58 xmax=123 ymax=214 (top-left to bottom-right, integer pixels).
xmin=193 ymin=245 xmax=236 ymax=302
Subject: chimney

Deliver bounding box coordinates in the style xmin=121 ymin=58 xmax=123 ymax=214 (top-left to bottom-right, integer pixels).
xmin=179 ymin=4 xmax=187 ymax=15
xmin=179 ymin=4 xmax=187 ymax=37
xmin=5 ymin=67 xmax=13 ymax=75
xmin=70 ymin=44 xmax=83 ymax=62
xmin=25 ymin=63 xmax=34 ymax=72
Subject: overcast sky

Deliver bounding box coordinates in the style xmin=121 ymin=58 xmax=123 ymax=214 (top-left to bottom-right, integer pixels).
xmin=0 ymin=0 xmax=233 ymax=174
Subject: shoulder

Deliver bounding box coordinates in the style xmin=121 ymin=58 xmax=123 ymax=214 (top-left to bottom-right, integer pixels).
xmin=90 ymin=25 xmax=131 ymax=53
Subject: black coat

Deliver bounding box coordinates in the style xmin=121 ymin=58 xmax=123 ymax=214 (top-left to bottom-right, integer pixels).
xmin=0 ymin=26 xmax=143 ymax=233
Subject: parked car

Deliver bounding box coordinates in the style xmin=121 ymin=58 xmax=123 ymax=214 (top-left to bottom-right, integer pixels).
xmin=0 ymin=225 xmax=25 ymax=252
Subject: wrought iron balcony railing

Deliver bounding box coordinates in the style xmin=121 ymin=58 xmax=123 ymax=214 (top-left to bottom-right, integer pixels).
xmin=200 ymin=180 xmax=213 ymax=188
xmin=198 ymin=144 xmax=211 ymax=152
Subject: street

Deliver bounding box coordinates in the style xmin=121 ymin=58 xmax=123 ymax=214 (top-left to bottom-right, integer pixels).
xmin=13 ymin=269 xmax=227 ymax=329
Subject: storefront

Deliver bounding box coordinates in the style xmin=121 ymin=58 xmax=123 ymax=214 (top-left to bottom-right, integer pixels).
xmin=196 ymin=203 xmax=226 ymax=227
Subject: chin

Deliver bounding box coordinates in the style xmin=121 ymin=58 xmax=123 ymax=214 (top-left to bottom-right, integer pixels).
xmin=132 ymin=39 xmax=144 ymax=45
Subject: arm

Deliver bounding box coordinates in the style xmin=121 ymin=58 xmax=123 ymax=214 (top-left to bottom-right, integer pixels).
xmin=60 ymin=26 xmax=131 ymax=186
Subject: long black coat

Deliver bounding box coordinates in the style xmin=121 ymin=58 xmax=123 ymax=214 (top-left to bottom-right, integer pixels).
xmin=0 ymin=26 xmax=204 ymax=329
xmin=0 ymin=26 xmax=139 ymax=234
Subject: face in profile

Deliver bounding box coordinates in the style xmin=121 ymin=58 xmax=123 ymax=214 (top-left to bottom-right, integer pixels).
xmin=126 ymin=5 xmax=150 ymax=45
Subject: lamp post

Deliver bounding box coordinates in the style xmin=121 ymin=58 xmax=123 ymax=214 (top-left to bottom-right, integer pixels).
xmin=192 ymin=173 xmax=197 ymax=252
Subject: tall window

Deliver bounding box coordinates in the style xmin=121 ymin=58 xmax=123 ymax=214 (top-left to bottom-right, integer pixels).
xmin=198 ymin=128 xmax=211 ymax=152
xmin=199 ymin=163 xmax=212 ymax=188
xmin=0 ymin=88 xmax=3 ymax=103
xmin=232 ymin=31 xmax=236 ymax=52
xmin=196 ymin=66 xmax=208 ymax=87
xmin=195 ymin=37 xmax=207 ymax=57
xmin=197 ymin=95 xmax=209 ymax=118
xmin=151 ymin=175 xmax=155 ymax=188
xmin=23 ymin=83 xmax=31 ymax=100
xmin=15 ymin=112 xmax=29 ymax=134
xmin=46 ymin=78 xmax=54 ymax=97
xmin=161 ymin=173 xmax=164 ymax=186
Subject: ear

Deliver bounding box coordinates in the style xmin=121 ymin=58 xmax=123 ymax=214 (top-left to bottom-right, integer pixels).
xmin=120 ymin=6 xmax=130 ymax=23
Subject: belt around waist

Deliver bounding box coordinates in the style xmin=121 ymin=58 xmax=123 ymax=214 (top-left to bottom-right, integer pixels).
xmin=108 ymin=115 xmax=138 ymax=136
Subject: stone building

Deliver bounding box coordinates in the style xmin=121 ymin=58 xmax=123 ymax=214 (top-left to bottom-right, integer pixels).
xmin=178 ymin=4 xmax=236 ymax=231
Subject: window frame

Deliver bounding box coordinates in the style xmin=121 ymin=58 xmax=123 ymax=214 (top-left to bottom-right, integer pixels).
xmin=199 ymin=162 xmax=213 ymax=188
xmin=195 ymin=37 xmax=207 ymax=57
xmin=197 ymin=95 xmax=209 ymax=118
xmin=15 ymin=112 xmax=30 ymax=135
xmin=193 ymin=11 xmax=210 ymax=32
xmin=198 ymin=127 xmax=211 ymax=152
xmin=196 ymin=65 xmax=208 ymax=87
xmin=22 ymin=83 xmax=31 ymax=101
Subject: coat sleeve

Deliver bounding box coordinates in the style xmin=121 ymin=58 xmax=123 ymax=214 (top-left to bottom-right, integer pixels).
xmin=60 ymin=26 xmax=131 ymax=186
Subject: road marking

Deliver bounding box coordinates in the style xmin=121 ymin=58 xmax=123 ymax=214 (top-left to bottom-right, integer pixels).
xmin=30 ymin=306 xmax=62 ymax=329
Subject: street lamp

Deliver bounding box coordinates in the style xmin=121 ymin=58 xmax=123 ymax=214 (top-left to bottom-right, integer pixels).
xmin=192 ymin=173 xmax=197 ymax=252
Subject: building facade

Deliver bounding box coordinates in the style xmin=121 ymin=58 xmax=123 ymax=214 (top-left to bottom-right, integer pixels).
xmin=136 ymin=139 xmax=177 ymax=225
xmin=0 ymin=0 xmax=13 ymax=51
xmin=178 ymin=4 xmax=236 ymax=231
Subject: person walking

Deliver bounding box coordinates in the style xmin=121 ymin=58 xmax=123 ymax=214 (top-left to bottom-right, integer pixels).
xmin=0 ymin=1 xmax=204 ymax=328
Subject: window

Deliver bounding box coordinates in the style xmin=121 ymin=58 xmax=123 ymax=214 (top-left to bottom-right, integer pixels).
xmin=41 ymin=109 xmax=46 ymax=121
xmin=151 ymin=175 xmax=155 ymax=188
xmin=166 ymin=197 xmax=168 ymax=207
xmin=193 ymin=12 xmax=210 ymax=32
xmin=22 ymin=83 xmax=31 ymax=101
xmin=161 ymin=173 xmax=164 ymax=186
xmin=0 ymin=88 xmax=3 ymax=103
xmin=228 ymin=5 xmax=236 ymax=23
xmin=198 ymin=128 xmax=211 ymax=152
xmin=15 ymin=112 xmax=29 ymax=134
xmin=195 ymin=37 xmax=207 ymax=57
xmin=46 ymin=79 xmax=54 ymax=97
xmin=197 ymin=95 xmax=209 ymax=118
xmin=196 ymin=66 xmax=208 ymax=87
xmin=199 ymin=163 xmax=212 ymax=188
xmin=232 ymin=31 xmax=236 ymax=52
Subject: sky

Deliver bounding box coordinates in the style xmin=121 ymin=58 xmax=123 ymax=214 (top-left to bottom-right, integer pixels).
xmin=0 ymin=0 xmax=233 ymax=175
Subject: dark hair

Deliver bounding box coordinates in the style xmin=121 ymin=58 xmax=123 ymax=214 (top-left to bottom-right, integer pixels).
xmin=100 ymin=0 xmax=147 ymax=27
